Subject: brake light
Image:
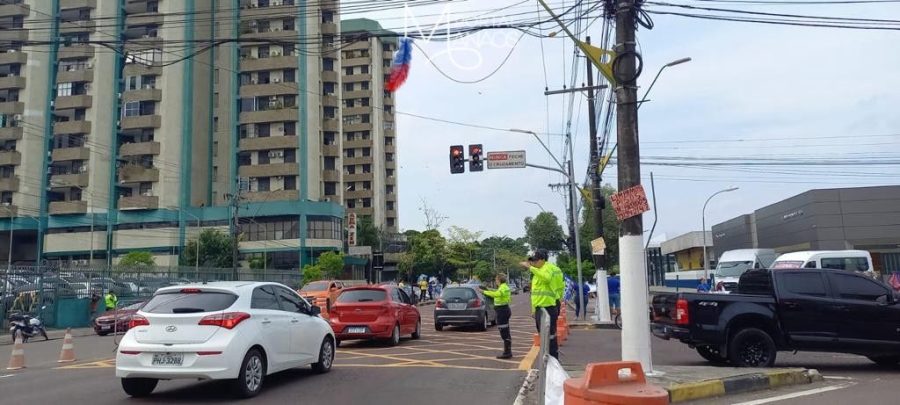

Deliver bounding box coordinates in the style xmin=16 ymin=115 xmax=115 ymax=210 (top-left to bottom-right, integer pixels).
xmin=675 ymin=299 xmax=690 ymax=325
xmin=471 ymin=298 xmax=483 ymax=308
xmin=181 ymin=288 xmax=202 ymax=293
xmin=128 ymin=315 xmax=149 ymax=329
xmin=198 ymin=312 xmax=251 ymax=329
xmin=119 ymin=350 xmax=141 ymax=355
xmin=196 ymin=351 xmax=222 ymax=356
xmin=436 ymin=299 xmax=445 ymax=308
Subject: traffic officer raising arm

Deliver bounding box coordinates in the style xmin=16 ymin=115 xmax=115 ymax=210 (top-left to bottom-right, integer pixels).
xmin=481 ymin=274 xmax=512 ymax=359
xmin=522 ymin=249 xmax=560 ymax=359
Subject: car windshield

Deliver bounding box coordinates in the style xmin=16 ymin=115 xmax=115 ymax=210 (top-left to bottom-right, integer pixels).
xmin=772 ymin=261 xmax=803 ymax=269
xmin=301 ymin=281 xmax=329 ymax=292
xmin=337 ymin=289 xmax=386 ymax=303
xmin=715 ymin=261 xmax=754 ymax=277
xmin=142 ymin=291 xmax=237 ymax=314
xmin=123 ymin=301 xmax=145 ymax=311
xmin=441 ymin=288 xmax=477 ymax=300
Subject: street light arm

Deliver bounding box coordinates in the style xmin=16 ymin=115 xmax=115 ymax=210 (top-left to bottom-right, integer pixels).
xmin=509 ymin=129 xmax=566 ymax=172
xmin=638 ymin=57 xmax=691 ymax=109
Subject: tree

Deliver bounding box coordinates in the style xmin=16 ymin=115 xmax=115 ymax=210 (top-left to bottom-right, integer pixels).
xmin=579 ymin=184 xmax=620 ymax=268
xmin=119 ymin=251 xmax=155 ymax=268
xmin=524 ymin=212 xmax=566 ymax=252
xmin=480 ymin=236 xmax=529 ymax=257
xmin=419 ymin=198 xmax=447 ymax=230
xmin=407 ymin=229 xmax=447 ymax=277
xmin=317 ymin=251 xmax=344 ymax=280
xmin=356 ymin=216 xmax=381 ymax=248
xmin=302 ymin=264 xmax=323 ymax=285
xmin=180 ymin=229 xmax=236 ymax=269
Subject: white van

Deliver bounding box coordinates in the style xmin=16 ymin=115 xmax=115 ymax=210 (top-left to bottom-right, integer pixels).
xmin=713 ymin=249 xmax=778 ymax=292
xmin=771 ymin=250 xmax=873 ymax=273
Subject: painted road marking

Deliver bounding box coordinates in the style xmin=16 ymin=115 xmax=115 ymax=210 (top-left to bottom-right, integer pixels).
xmin=518 ymin=346 xmax=539 ymax=371
xmin=57 ymin=359 xmax=115 ymax=369
xmin=732 ymin=383 xmax=855 ymax=405
xmin=0 ymin=374 xmax=16 ymax=379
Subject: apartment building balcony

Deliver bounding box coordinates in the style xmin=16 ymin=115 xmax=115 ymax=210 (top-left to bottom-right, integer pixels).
xmin=0 ymin=30 xmax=26 ymax=42
xmin=239 ymin=55 xmax=298 ymax=72
xmin=344 ymin=90 xmax=370 ymax=98
xmin=60 ymin=20 xmax=97 ymax=35
xmin=0 ymin=205 xmax=15 ymax=218
xmin=126 ymin=13 xmax=164 ymax=27
xmin=322 ymin=144 xmax=340 ymax=156
xmin=385 ymin=176 xmax=396 ymax=185
xmin=58 ymin=44 xmax=95 ymax=60
xmin=0 ymin=176 xmax=19 ymax=192
xmin=239 ymin=82 xmax=298 ymax=98
xmin=344 ymin=123 xmax=372 ymax=132
xmin=345 ymin=190 xmax=371 ymax=200
xmin=321 ymin=22 xmax=338 ymax=35
xmin=118 ymin=195 xmax=159 ymax=210
xmin=0 ymin=127 xmax=22 ymax=141
xmin=322 ymin=170 xmax=340 ymax=182
xmin=123 ymin=64 xmax=162 ymax=77
xmin=49 ymin=200 xmax=87 ymax=215
xmin=50 ymin=172 xmax=89 ymax=188
xmin=51 ymin=147 xmax=90 ymax=162
xmin=0 ymin=3 xmax=29 ymax=18
xmin=344 ymin=156 xmax=372 ymax=166
xmin=124 ymin=37 xmax=164 ymax=52
xmin=351 ymin=207 xmax=374 ymax=216
xmin=239 ymin=108 xmax=298 ymax=125
xmin=384 ymin=144 xmax=396 ymax=154
xmin=238 ymin=162 xmax=299 ymax=178
xmin=53 ymin=120 xmax=91 ymax=135
xmin=344 ymin=73 xmax=372 ymax=82
xmin=385 ymin=161 xmax=396 ymax=170
xmin=323 ymin=118 xmax=339 ymax=132
xmin=344 ymin=173 xmax=369 ymax=182
xmin=240 ymin=3 xmax=296 ymax=19
xmin=0 ymin=75 xmax=25 ymax=90
xmin=344 ymin=106 xmax=369 ymax=115
xmin=384 ymin=96 xmax=394 ymax=106
xmin=241 ymin=29 xmax=296 ymax=42
xmin=322 ymin=71 xmax=338 ymax=82
xmin=121 ymin=115 xmax=161 ymax=130
xmin=119 ymin=165 xmax=159 ymax=183
xmin=57 ymin=68 xmax=94 ymax=84
xmin=119 ymin=141 xmax=160 ymax=157
xmin=54 ymin=94 xmax=93 ymax=110
xmin=344 ymin=139 xmax=370 ymax=148
xmin=322 ymin=94 xmax=339 ymax=107
xmin=386 ymin=209 xmax=398 ymax=218
xmin=0 ymin=150 xmax=20 ymax=166
xmin=0 ymin=51 xmax=27 ymax=66
xmin=0 ymin=101 xmax=23 ymax=115
xmin=122 ymin=88 xmax=162 ymax=103
xmin=243 ymin=189 xmax=300 ymax=202
xmin=60 ymin=0 xmax=97 ymax=10
xmin=238 ymin=135 xmax=296 ymax=152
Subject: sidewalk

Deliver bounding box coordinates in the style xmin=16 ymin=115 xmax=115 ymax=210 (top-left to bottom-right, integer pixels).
xmin=0 ymin=326 xmax=96 ymax=346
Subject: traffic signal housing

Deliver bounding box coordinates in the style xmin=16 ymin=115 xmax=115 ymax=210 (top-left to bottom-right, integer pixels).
xmin=450 ymin=145 xmax=465 ymax=174
xmin=469 ymin=144 xmax=483 ymax=172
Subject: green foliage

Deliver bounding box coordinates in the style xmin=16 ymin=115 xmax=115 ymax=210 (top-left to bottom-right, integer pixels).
xmin=119 ymin=251 xmax=155 ymax=267
xmin=407 ymin=229 xmax=447 ymax=276
xmin=579 ymin=184 xmax=621 ymax=268
xmin=524 ymin=212 xmax=566 ymax=252
xmin=480 ymin=236 xmax=529 ymax=257
xmin=317 ymin=251 xmax=345 ymax=280
xmin=472 ymin=260 xmax=493 ymax=283
xmin=302 ymin=264 xmax=323 ymax=284
xmin=557 ymin=253 xmax=595 ymax=280
xmin=356 ymin=216 xmax=381 ymax=248
xmin=180 ymin=229 xmax=235 ymax=268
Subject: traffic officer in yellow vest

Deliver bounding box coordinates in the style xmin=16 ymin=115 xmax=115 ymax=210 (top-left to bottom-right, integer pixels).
xmin=104 ymin=289 xmax=118 ymax=311
xmin=481 ymin=274 xmax=512 ymax=359
xmin=521 ymin=249 xmax=563 ymax=359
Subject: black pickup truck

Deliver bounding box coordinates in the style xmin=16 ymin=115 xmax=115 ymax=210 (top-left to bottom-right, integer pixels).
xmin=651 ymin=268 xmax=900 ymax=367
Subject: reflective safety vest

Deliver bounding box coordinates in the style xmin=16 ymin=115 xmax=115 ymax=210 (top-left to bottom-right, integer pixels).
xmin=530 ymin=263 xmax=558 ymax=309
xmin=483 ymin=283 xmax=511 ymax=306
xmin=105 ymin=293 xmax=118 ymax=309
xmin=549 ymin=264 xmax=565 ymax=301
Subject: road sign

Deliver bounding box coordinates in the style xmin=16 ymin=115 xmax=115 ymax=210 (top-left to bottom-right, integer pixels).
xmin=486 ymin=150 xmax=526 ymax=169
xmin=610 ymin=185 xmax=650 ymax=221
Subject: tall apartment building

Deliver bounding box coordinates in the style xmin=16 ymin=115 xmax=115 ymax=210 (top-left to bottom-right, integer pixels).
xmin=340 ymin=18 xmax=399 ymax=234
xmin=0 ymin=0 xmax=345 ymax=270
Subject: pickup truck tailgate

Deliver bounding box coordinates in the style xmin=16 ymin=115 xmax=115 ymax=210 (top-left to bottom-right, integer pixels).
xmin=651 ymin=293 xmax=679 ymax=324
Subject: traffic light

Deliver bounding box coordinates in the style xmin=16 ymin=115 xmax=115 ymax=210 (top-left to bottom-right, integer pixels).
xmin=468 ymin=144 xmax=483 ymax=172
xmin=450 ymin=145 xmax=465 ymax=174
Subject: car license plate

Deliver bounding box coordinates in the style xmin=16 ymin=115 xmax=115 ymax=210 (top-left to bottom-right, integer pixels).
xmin=449 ymin=303 xmax=467 ymax=310
xmin=347 ymin=327 xmax=367 ymax=334
xmin=100 ymin=325 xmax=110 ymax=330
xmin=151 ymin=353 xmax=184 ymax=366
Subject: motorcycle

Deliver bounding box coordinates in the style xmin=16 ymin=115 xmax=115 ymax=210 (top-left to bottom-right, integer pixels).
xmin=9 ymin=312 xmax=49 ymax=342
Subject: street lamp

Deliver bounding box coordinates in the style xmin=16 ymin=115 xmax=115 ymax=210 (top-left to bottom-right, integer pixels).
xmin=49 ymin=180 xmax=95 ymax=265
xmin=524 ymin=200 xmax=547 ymax=212
xmin=702 ymin=187 xmax=739 ymax=277
xmin=639 ymin=57 xmax=692 ymax=108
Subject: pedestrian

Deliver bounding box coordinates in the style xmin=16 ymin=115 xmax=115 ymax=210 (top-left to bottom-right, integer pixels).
xmin=521 ymin=249 xmax=562 ymax=359
xmin=419 ymin=278 xmax=428 ymax=301
xmin=575 ymin=281 xmax=591 ymax=318
xmin=427 ymin=281 xmax=434 ymax=300
xmin=104 ymin=289 xmax=118 ymax=311
xmin=697 ymin=276 xmax=711 ymax=293
xmin=480 ymin=274 xmax=512 ymax=358
xmin=607 ymin=274 xmax=620 ymax=317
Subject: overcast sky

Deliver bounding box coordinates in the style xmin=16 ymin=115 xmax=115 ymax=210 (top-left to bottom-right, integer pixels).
xmin=350 ymin=1 xmax=900 ymax=242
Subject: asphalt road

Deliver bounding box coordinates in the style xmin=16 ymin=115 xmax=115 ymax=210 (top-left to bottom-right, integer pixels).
xmin=0 ymin=293 xmax=535 ymax=404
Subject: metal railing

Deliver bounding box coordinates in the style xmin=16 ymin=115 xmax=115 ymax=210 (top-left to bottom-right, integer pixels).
xmin=536 ymin=307 xmax=550 ymax=405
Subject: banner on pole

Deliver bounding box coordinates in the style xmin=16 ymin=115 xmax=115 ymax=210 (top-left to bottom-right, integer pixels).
xmin=610 ymin=185 xmax=650 ymax=221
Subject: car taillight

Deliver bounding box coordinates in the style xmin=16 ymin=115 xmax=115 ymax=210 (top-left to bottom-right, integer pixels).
xmin=181 ymin=288 xmax=202 ymax=293
xmin=675 ymin=299 xmax=690 ymax=325
xmin=198 ymin=312 xmax=251 ymax=329
xmin=128 ymin=315 xmax=149 ymax=329
xmin=119 ymin=350 xmax=141 ymax=355
xmin=471 ymin=298 xmax=483 ymax=308
xmin=436 ymin=299 xmax=445 ymax=308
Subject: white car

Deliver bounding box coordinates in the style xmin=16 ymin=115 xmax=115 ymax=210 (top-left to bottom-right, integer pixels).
xmin=115 ymin=282 xmax=335 ymax=398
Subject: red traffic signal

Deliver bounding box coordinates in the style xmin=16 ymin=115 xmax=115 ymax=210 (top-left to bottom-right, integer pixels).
xmin=450 ymin=145 xmax=465 ymax=174
xmin=469 ymin=144 xmax=483 ymax=172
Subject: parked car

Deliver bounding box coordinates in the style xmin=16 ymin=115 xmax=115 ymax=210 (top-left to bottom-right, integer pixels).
xmin=713 ymin=249 xmax=778 ymax=292
xmin=771 ymin=250 xmax=873 ymax=273
xmin=508 ymin=282 xmax=521 ymax=295
xmin=328 ymin=284 xmax=421 ymax=346
xmin=651 ymin=268 xmax=900 ymax=367
xmin=93 ymin=301 xmax=146 ymax=336
xmin=115 ymin=282 xmax=335 ymax=398
xmin=299 ymin=280 xmax=345 ymax=313
xmin=434 ymin=285 xmax=496 ymax=332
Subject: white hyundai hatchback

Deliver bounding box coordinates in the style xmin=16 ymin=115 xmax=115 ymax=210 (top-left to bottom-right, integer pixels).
xmin=116 ymin=282 xmax=335 ymax=398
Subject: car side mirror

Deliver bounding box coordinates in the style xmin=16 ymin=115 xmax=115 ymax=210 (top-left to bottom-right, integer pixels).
xmin=310 ymin=305 xmax=321 ymax=316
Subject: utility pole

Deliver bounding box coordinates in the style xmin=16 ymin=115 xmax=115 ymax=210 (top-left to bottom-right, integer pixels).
xmin=615 ymin=0 xmax=652 ymax=372
xmin=227 ymin=179 xmax=244 ymax=281
xmin=585 ymin=37 xmax=604 ymax=242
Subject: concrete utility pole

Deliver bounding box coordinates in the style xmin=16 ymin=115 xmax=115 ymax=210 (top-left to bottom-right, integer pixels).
xmin=226 ymin=179 xmax=244 ymax=280
xmin=614 ymin=0 xmax=652 ymax=372
xmin=586 ymin=37 xmax=603 ymax=242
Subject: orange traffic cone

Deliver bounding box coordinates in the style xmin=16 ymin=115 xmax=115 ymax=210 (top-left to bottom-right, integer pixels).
xmin=57 ymin=328 xmax=76 ymax=363
xmin=6 ymin=331 xmax=25 ymax=370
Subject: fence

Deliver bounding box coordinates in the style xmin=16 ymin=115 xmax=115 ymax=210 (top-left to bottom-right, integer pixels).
xmin=1 ymin=265 xmax=303 ymax=329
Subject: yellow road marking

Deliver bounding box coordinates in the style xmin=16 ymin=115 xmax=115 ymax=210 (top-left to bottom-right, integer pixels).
xmin=402 ymin=346 xmax=520 ymax=365
xmin=518 ymin=346 xmax=540 ymax=371
xmin=57 ymin=359 xmax=115 ymax=369
xmin=335 ymin=363 xmax=517 ymax=372
xmin=338 ymin=350 xmax=445 ymax=367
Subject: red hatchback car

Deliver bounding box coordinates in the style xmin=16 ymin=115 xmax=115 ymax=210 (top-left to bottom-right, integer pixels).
xmin=328 ymin=284 xmax=421 ymax=346
xmin=93 ymin=301 xmax=146 ymax=336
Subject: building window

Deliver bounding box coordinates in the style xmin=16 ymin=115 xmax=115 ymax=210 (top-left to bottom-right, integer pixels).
xmin=362 ymin=198 xmax=371 ymax=208
xmin=361 ymin=66 xmax=369 ymax=74
xmin=387 ymin=218 xmax=395 ymax=227
xmin=361 ymin=131 xmax=370 ymax=140
xmin=345 ymin=149 xmax=355 ymax=158
xmin=385 ymin=137 xmax=393 ymax=145
xmin=362 ymin=164 xmax=371 ymax=173
xmin=346 ymin=165 xmax=356 ymax=175
xmin=324 ymin=156 xmax=336 ymax=170
xmin=344 ymin=67 xmax=353 ymax=76
xmin=386 ymin=185 xmax=395 ymax=194
xmin=323 ymin=181 xmax=335 ymax=195
xmin=361 ymin=114 xmax=370 ymax=123
xmin=347 ymin=182 xmax=356 ymax=191
xmin=323 ymin=82 xmax=335 ymax=95
xmin=386 ymin=153 xmax=394 ymax=162
xmin=258 ymin=150 xmax=270 ymax=164
xmin=284 ymin=148 xmax=296 ymax=163
xmin=123 ymin=101 xmax=140 ymax=117
xmin=361 ymin=98 xmax=370 ymax=107
xmin=243 ymin=216 xmax=300 ymax=242
xmin=387 ymin=201 xmax=394 ymax=210
xmin=257 ymin=123 xmax=270 ymax=137
xmin=323 ymin=132 xmax=335 ymax=145
xmin=344 ymin=132 xmax=354 ymax=142
xmin=323 ymin=58 xmax=335 ymax=71
xmin=361 ymin=82 xmax=370 ymax=90
xmin=362 ymin=181 xmax=371 ymax=190
xmin=386 ymin=169 xmax=394 ymax=177
xmin=257 ymin=177 xmax=271 ymax=192
xmin=345 ymin=199 xmax=356 ymax=209
xmin=284 ymin=176 xmax=297 ymax=190
xmin=344 ymin=83 xmax=353 ymax=92
xmin=283 ymin=69 xmax=296 ymax=83
xmin=284 ymin=121 xmax=296 ymax=136
xmin=324 ymin=106 xmax=337 ymax=119
xmin=57 ymin=83 xmax=73 ymax=97
xmin=362 ymin=147 xmax=370 ymax=157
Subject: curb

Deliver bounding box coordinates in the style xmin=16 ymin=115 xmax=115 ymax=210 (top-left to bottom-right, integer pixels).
xmin=513 ymin=368 xmax=540 ymax=405
xmin=667 ymin=368 xmax=823 ymax=403
xmin=567 ymin=322 xmax=618 ymax=330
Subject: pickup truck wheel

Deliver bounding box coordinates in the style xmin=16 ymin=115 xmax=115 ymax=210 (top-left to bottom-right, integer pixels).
xmin=867 ymin=355 xmax=900 ymax=367
xmin=729 ymin=328 xmax=777 ymax=367
xmin=696 ymin=346 xmax=728 ymax=365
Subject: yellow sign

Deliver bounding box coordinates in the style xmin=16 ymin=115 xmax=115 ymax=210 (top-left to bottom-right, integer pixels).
xmin=591 ymin=238 xmax=607 ymax=255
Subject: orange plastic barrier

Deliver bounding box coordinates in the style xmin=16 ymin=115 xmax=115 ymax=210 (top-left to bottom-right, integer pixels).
xmin=563 ymin=361 xmax=669 ymax=405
